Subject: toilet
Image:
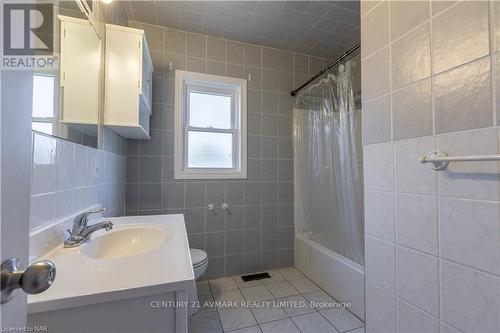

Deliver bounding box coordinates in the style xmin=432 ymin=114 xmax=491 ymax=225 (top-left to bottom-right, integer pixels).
xmin=188 ymin=248 xmax=208 ymax=316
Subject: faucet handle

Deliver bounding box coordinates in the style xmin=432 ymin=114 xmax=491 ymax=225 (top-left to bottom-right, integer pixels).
xmin=104 ymin=222 xmax=113 ymax=231
xmin=79 ymin=208 xmax=107 ymax=227
xmin=64 ymin=229 xmax=78 ymax=245
xmin=83 ymin=207 xmax=106 ymax=218
xmin=64 ymin=229 xmax=72 ymax=239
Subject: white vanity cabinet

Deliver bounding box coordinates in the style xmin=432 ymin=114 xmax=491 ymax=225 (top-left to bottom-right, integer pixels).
xmin=27 ymin=214 xmax=192 ymax=333
xmin=104 ymin=24 xmax=153 ymax=139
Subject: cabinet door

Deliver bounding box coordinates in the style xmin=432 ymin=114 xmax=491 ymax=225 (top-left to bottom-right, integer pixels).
xmin=105 ymin=29 xmax=141 ymax=126
xmin=141 ymin=39 xmax=153 ymax=114
xmin=60 ymin=19 xmax=100 ymax=125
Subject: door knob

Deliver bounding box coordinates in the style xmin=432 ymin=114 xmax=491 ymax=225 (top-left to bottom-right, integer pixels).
xmin=1 ymin=258 xmax=56 ymax=304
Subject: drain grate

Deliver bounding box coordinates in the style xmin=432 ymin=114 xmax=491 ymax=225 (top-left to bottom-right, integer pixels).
xmin=240 ymin=272 xmax=271 ymax=282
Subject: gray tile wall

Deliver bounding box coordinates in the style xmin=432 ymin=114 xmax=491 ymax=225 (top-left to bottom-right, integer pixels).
xmin=361 ymin=1 xmax=500 ymax=333
xmin=124 ymin=20 xmax=331 ymax=279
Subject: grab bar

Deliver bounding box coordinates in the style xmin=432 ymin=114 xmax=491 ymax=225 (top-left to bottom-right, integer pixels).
xmin=420 ymin=151 xmax=500 ymax=170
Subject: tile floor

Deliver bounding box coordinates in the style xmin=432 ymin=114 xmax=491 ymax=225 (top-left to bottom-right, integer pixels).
xmin=189 ymin=267 xmax=365 ymax=333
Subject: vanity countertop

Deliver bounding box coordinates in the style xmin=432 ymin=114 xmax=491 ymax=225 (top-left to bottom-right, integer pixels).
xmin=28 ymin=214 xmax=194 ymax=314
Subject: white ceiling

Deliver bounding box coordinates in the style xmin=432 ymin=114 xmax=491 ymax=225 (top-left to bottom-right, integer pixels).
xmin=123 ymin=1 xmax=360 ymax=58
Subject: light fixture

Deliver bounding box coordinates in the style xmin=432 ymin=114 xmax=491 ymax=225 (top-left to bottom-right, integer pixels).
xmin=101 ymin=0 xmax=112 ymax=4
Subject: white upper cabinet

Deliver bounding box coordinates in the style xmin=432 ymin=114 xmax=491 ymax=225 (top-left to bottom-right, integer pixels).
xmin=59 ymin=15 xmax=100 ymax=134
xmin=104 ymin=24 xmax=153 ymax=139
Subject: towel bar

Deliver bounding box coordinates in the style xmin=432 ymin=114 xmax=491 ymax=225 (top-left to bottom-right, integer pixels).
xmin=420 ymin=151 xmax=500 ymax=170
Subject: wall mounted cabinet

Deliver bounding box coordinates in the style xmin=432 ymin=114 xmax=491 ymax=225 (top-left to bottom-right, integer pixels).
xmin=59 ymin=15 xmax=100 ymax=136
xmin=104 ymin=24 xmax=153 ymax=139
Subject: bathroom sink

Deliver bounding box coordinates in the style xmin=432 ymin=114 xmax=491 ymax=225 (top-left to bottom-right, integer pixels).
xmin=81 ymin=225 xmax=172 ymax=259
xmin=29 ymin=214 xmax=194 ymax=314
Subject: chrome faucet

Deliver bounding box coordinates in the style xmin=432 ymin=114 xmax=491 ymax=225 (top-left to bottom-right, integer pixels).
xmin=64 ymin=208 xmax=113 ymax=248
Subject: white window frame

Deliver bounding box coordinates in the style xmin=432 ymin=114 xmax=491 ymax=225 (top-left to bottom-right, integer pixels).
xmin=32 ymin=73 xmax=57 ymax=136
xmin=174 ymin=70 xmax=247 ymax=179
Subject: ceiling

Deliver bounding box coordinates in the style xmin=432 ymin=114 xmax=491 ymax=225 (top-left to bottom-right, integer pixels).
xmin=123 ymin=1 xmax=360 ymax=59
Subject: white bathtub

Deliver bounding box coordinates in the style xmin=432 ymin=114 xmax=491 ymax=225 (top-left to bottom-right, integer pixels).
xmin=294 ymin=233 xmax=365 ymax=320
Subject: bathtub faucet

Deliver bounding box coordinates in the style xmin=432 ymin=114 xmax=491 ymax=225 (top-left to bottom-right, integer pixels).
xmin=64 ymin=208 xmax=113 ymax=248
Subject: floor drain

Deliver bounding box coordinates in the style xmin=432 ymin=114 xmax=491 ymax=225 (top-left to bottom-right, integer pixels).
xmin=240 ymin=272 xmax=271 ymax=282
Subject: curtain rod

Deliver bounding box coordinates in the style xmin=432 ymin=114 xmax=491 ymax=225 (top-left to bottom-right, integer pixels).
xmin=290 ymin=43 xmax=361 ymax=97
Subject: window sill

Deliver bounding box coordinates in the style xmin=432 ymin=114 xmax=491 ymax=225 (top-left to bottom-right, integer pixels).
xmin=174 ymin=171 xmax=247 ymax=180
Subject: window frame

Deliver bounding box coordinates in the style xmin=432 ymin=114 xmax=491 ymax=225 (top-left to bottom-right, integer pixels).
xmin=174 ymin=70 xmax=247 ymax=179
xmin=32 ymin=72 xmax=57 ymax=136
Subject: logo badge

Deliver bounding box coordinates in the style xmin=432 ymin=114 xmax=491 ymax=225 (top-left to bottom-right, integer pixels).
xmin=1 ymin=2 xmax=57 ymax=69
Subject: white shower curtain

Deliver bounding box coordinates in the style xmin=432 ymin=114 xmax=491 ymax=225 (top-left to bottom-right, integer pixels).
xmin=293 ymin=59 xmax=364 ymax=265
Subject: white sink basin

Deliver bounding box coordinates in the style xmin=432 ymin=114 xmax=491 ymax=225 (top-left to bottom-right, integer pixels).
xmin=81 ymin=224 xmax=173 ymax=259
xmin=28 ymin=214 xmax=194 ymax=314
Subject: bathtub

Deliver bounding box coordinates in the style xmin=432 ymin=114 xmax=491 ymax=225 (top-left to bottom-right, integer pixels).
xmin=294 ymin=233 xmax=365 ymax=320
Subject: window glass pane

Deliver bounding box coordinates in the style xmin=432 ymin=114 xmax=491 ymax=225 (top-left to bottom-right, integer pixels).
xmin=32 ymin=74 xmax=55 ymax=118
xmin=32 ymin=122 xmax=53 ymax=136
xmin=189 ymin=92 xmax=232 ymax=129
xmin=188 ymin=131 xmax=233 ymax=168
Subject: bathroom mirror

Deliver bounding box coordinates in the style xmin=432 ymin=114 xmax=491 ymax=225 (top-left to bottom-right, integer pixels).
xmin=31 ymin=1 xmax=101 ymax=148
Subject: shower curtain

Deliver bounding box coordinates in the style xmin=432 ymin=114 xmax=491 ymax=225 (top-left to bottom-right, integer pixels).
xmin=293 ymin=58 xmax=364 ymax=265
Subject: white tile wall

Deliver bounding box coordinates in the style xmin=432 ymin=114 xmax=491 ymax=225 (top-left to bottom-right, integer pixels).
xmin=395 ymin=193 xmax=437 ymax=255
xmin=30 ymin=132 xmax=125 ymax=231
xmin=397 ymin=246 xmax=439 ymax=316
xmin=361 ymin=1 xmax=389 ymax=57
xmin=431 ymin=1 xmax=490 ymax=74
xmin=364 ymin=130 xmax=500 ymax=333
xmin=362 ymin=1 xmax=500 ymax=332
xmin=363 ymin=142 xmax=394 ymax=192
xmin=441 ymin=260 xmax=500 ymax=332
xmin=440 ymin=321 xmax=462 ymax=333
xmin=365 ymin=191 xmax=395 ymax=242
xmin=434 ymin=57 xmax=492 ymax=133
xmin=439 ymin=197 xmax=500 ymax=275
xmin=437 ymin=128 xmax=500 ymax=201
xmin=397 ymin=299 xmax=439 ymax=333
xmin=366 ymin=281 xmax=396 ymax=333
xmin=394 ymin=137 xmax=436 ymax=195
xmin=391 ymin=23 xmax=431 ymax=90
xmin=365 ymin=235 xmax=395 ymax=292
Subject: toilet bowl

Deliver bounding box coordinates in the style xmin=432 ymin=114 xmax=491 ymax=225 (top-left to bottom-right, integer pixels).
xmin=188 ymin=248 xmax=208 ymax=316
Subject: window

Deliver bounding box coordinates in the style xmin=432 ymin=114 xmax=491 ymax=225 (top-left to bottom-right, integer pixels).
xmin=174 ymin=70 xmax=247 ymax=179
xmin=32 ymin=73 xmax=56 ymax=136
